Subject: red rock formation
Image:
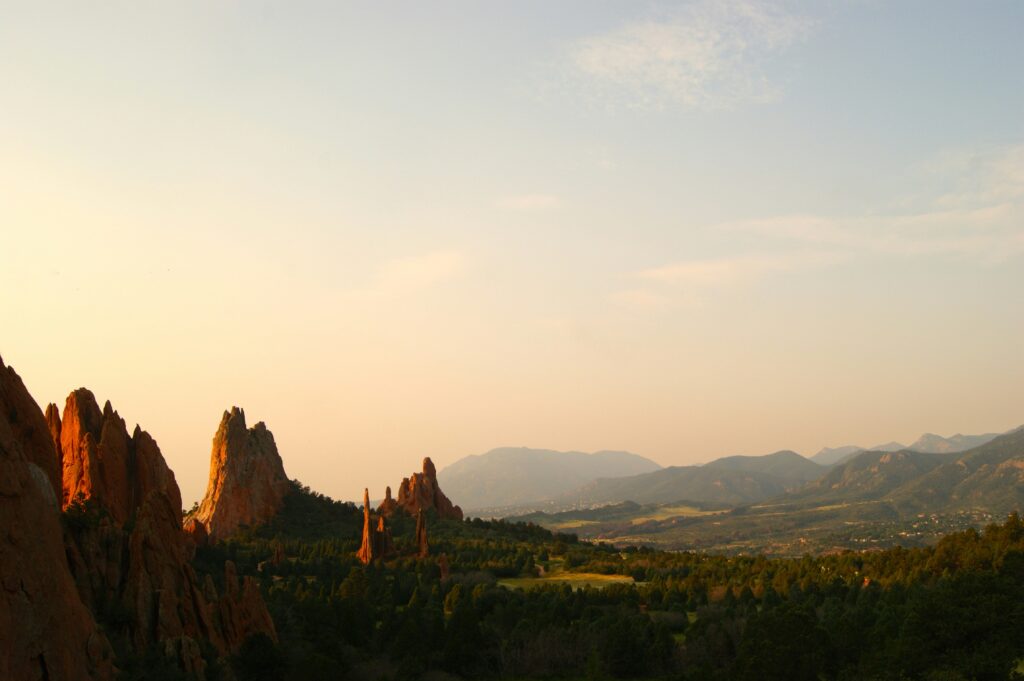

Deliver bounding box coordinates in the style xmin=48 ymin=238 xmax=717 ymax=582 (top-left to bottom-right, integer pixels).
xmin=53 ymin=390 xmax=278 ymax=678
xmin=0 ymin=356 xmax=114 ymax=681
xmin=415 ymin=509 xmax=429 ymax=558
xmin=357 ymin=489 xmax=394 ymax=564
xmin=390 ymin=457 xmax=463 ymax=520
xmin=377 ymin=485 xmax=398 ymax=515
xmin=194 ymin=408 xmax=291 ymax=542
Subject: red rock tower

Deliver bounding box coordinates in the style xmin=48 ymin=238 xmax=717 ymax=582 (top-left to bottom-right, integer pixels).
xmin=194 ymin=407 xmax=291 ymax=541
xmin=357 ymin=488 xmax=394 ymax=564
xmin=389 ymin=457 xmax=463 ymax=520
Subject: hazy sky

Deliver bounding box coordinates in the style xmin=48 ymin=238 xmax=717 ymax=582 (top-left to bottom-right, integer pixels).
xmin=3 ymin=1 xmax=1023 ymax=506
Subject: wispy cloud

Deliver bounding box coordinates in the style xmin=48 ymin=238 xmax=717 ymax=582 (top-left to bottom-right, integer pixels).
xmin=614 ymin=143 xmax=1024 ymax=309
xmin=720 ymin=144 xmax=1024 ymax=262
xmin=376 ymin=250 xmax=464 ymax=291
xmin=609 ymin=288 xmax=673 ymax=309
xmin=496 ymin=194 xmax=560 ymax=211
xmin=567 ymin=0 xmax=813 ymax=111
xmin=612 ymin=251 xmax=837 ymax=310
xmin=342 ymin=250 xmax=465 ymax=306
xmin=638 ymin=251 xmax=840 ymax=286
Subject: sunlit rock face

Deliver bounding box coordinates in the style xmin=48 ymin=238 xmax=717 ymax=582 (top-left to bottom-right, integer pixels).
xmin=194 ymin=407 xmax=291 ymax=542
xmin=0 ymin=357 xmax=115 ymax=681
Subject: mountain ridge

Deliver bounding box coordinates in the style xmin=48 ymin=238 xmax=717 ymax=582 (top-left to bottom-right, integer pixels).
xmin=438 ymin=447 xmax=661 ymax=511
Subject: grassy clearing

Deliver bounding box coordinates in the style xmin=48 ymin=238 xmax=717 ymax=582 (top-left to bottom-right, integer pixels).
xmin=544 ymin=519 xmax=600 ymax=530
xmin=499 ymin=572 xmax=634 ymax=591
xmin=629 ymin=504 xmax=720 ymax=523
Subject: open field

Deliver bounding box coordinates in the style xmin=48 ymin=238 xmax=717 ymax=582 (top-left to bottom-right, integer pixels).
xmin=498 ymin=572 xmax=635 ymax=590
xmin=628 ymin=504 xmax=721 ymax=523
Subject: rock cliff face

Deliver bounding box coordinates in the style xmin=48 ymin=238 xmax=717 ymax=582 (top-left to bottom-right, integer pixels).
xmin=0 ymin=357 xmax=114 ymax=681
xmin=52 ymin=390 xmax=278 ymax=678
xmin=390 ymin=457 xmax=463 ymax=520
xmin=193 ymin=408 xmax=290 ymax=542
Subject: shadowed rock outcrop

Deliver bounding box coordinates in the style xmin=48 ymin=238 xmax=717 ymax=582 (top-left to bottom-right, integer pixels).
xmin=0 ymin=357 xmax=114 ymax=681
xmin=194 ymin=407 xmax=290 ymax=542
xmin=389 ymin=457 xmax=463 ymax=520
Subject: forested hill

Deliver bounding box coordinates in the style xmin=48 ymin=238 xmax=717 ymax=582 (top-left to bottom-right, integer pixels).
xmin=193 ymin=482 xmax=1024 ymax=681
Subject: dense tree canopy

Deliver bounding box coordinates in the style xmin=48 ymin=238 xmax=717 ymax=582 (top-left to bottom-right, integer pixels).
xmin=187 ymin=483 xmax=1024 ymax=680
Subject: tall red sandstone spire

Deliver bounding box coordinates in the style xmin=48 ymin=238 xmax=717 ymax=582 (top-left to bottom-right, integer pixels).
xmin=357 ymin=488 xmax=394 ymax=564
xmin=194 ymin=407 xmax=291 ymax=541
xmin=357 ymin=488 xmax=374 ymax=564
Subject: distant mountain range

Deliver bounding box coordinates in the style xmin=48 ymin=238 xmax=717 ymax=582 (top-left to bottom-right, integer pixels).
xmin=562 ymin=450 xmax=824 ymax=507
xmin=507 ymin=427 xmax=1024 ymax=555
xmin=810 ymin=432 xmax=1001 ymax=466
xmin=441 ymin=429 xmax=1015 ymax=520
xmin=437 ymin=447 xmax=661 ymax=511
xmin=817 ymin=427 xmax=1024 ymax=514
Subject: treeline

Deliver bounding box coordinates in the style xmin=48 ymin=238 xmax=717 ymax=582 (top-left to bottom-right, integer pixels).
xmin=193 ymin=484 xmax=1024 ymax=681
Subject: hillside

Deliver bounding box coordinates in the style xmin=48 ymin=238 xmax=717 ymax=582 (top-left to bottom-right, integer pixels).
xmin=437 ymin=447 xmax=661 ymax=511
xmin=787 ymin=449 xmax=953 ymax=505
xmin=891 ymin=427 xmax=1024 ymax=513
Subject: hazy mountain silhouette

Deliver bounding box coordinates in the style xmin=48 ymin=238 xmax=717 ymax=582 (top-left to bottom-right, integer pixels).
xmin=704 ymin=450 xmax=823 ymax=481
xmin=559 ymin=451 xmax=823 ymax=507
xmin=437 ymin=447 xmax=661 ymax=511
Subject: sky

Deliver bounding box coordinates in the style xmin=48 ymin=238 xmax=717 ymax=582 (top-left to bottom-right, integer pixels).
xmin=2 ymin=1 xmax=1023 ymax=506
